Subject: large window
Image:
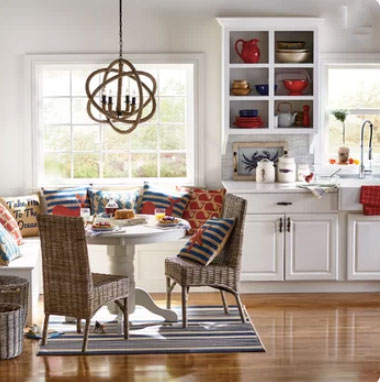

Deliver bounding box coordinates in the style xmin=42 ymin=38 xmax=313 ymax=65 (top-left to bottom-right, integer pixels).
xmin=323 ymin=58 xmax=380 ymax=160
xmin=28 ymin=55 xmax=203 ymax=186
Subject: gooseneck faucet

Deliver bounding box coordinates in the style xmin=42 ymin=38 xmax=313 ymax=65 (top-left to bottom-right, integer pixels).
xmin=359 ymin=120 xmax=374 ymax=179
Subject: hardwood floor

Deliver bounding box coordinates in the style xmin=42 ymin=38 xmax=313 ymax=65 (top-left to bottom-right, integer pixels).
xmin=1 ymin=293 xmax=380 ymax=382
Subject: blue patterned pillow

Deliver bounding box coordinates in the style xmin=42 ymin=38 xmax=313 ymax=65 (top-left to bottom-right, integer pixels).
xmin=140 ymin=182 xmax=191 ymax=218
xmin=88 ymin=189 xmax=140 ymax=215
xmin=178 ymin=218 xmax=235 ymax=265
xmin=42 ymin=187 xmax=89 ymax=214
xmin=0 ymin=224 xmax=20 ymax=265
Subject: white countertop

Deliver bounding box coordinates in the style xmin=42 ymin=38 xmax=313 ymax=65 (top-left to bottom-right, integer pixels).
xmin=222 ymin=180 xmax=317 ymax=194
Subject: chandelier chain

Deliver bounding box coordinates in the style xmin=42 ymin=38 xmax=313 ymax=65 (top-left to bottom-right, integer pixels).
xmin=119 ymin=0 xmax=123 ymax=58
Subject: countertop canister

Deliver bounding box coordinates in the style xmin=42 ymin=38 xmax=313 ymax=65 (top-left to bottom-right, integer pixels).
xmin=277 ymin=151 xmax=296 ymax=183
xmin=256 ymin=159 xmax=276 ymax=183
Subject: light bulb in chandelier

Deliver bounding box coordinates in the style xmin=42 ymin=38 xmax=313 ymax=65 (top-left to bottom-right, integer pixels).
xmin=85 ymin=0 xmax=157 ymax=134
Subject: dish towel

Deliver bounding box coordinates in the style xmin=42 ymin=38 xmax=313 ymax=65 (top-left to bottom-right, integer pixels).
xmin=360 ymin=186 xmax=380 ymax=215
xmin=298 ymin=184 xmax=337 ymax=199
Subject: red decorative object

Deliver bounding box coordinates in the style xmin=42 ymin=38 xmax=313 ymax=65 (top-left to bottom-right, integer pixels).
xmin=234 ymin=116 xmax=264 ymax=128
xmin=234 ymin=38 xmax=261 ymax=64
xmin=302 ymin=105 xmax=311 ymax=127
xmin=283 ymin=79 xmax=309 ymax=96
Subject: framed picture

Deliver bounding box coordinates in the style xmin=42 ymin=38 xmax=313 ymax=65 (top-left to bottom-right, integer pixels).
xmin=232 ymin=141 xmax=288 ymax=181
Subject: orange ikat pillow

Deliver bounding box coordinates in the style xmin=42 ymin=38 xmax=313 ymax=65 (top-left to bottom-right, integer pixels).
xmin=176 ymin=187 xmax=226 ymax=235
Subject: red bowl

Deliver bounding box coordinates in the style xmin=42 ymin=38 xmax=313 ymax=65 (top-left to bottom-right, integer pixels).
xmin=283 ymin=79 xmax=309 ymax=96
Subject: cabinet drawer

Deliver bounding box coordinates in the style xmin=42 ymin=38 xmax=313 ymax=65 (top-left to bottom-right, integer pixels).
xmin=238 ymin=193 xmax=338 ymax=213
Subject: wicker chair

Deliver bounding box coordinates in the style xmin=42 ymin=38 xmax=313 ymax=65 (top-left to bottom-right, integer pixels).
xmin=165 ymin=194 xmax=247 ymax=328
xmin=37 ymin=215 xmax=129 ymax=352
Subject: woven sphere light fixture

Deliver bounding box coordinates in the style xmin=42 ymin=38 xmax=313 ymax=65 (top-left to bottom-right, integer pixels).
xmin=85 ymin=0 xmax=157 ymax=134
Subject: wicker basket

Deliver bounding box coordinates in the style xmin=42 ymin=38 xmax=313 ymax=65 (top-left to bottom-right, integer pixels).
xmin=0 ymin=304 xmax=24 ymax=360
xmin=0 ymin=276 xmax=29 ymax=327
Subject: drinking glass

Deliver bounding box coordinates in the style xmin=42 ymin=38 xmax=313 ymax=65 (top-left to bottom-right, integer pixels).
xmin=80 ymin=208 xmax=91 ymax=224
xmin=155 ymin=208 xmax=166 ymax=221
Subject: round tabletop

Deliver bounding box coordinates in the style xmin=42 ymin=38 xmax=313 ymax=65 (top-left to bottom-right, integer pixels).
xmin=86 ymin=215 xmax=188 ymax=246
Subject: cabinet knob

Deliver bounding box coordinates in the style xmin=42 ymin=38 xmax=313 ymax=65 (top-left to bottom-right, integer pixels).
xmin=287 ymin=217 xmax=291 ymax=232
xmin=277 ymin=202 xmax=292 ymax=206
xmin=279 ymin=217 xmax=283 ymax=233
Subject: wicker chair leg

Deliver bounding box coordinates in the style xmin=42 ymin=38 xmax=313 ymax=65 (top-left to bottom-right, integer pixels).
xmin=166 ymin=277 xmax=175 ymax=309
xmin=123 ymin=297 xmax=129 ymax=340
xmin=82 ymin=318 xmax=91 ymax=352
xmin=181 ymin=285 xmax=188 ymax=329
xmin=41 ymin=314 xmax=50 ymax=346
xmin=220 ymin=290 xmax=229 ymax=314
xmin=234 ymin=293 xmax=246 ymax=323
xmin=76 ymin=319 xmax=81 ymax=333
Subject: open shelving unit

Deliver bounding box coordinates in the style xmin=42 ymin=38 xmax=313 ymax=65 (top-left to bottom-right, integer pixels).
xmin=217 ymin=17 xmax=324 ymax=150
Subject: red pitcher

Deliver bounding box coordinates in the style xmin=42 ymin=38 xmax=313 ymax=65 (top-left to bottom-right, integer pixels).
xmin=234 ymin=38 xmax=260 ymax=64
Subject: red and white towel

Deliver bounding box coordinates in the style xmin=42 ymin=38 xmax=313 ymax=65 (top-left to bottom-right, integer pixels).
xmin=360 ymin=186 xmax=380 ymax=215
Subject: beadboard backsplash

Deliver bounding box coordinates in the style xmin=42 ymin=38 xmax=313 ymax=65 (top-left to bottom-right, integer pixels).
xmin=222 ymin=135 xmax=314 ymax=180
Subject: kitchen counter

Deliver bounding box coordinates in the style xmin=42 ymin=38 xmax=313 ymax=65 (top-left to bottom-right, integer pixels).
xmin=222 ymin=180 xmax=337 ymax=194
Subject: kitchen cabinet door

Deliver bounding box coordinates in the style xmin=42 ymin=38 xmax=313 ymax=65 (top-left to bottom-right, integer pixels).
xmin=241 ymin=214 xmax=284 ymax=281
xmin=347 ymin=214 xmax=380 ymax=280
xmin=285 ymin=214 xmax=338 ymax=280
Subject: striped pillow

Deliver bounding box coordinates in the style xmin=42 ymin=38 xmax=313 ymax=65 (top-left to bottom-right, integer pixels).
xmin=140 ymin=183 xmax=191 ymax=218
xmin=42 ymin=187 xmax=89 ymax=215
xmin=178 ymin=218 xmax=235 ymax=265
xmin=0 ymin=204 xmax=23 ymax=245
xmin=88 ymin=188 xmax=140 ymax=215
xmin=0 ymin=224 xmax=20 ymax=265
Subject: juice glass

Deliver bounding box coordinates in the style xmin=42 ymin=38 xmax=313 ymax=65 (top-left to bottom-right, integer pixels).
xmin=155 ymin=208 xmax=166 ymax=221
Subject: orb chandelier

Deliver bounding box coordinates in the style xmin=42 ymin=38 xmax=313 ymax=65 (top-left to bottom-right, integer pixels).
xmin=85 ymin=0 xmax=157 ymax=134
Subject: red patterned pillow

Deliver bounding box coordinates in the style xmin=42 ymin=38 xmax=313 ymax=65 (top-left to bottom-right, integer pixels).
xmin=177 ymin=187 xmax=226 ymax=235
xmin=0 ymin=204 xmax=23 ymax=245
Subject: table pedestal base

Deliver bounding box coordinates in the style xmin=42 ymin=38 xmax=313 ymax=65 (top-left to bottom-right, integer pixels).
xmin=107 ymin=243 xmax=178 ymax=322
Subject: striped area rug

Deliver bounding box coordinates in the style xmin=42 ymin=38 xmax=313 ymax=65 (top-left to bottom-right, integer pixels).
xmin=37 ymin=305 xmax=265 ymax=355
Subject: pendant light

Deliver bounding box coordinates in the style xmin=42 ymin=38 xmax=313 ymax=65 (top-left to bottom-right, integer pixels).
xmin=85 ymin=0 xmax=157 ymax=134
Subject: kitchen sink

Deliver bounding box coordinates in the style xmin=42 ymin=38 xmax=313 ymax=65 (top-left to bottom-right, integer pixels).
xmin=337 ymin=174 xmax=380 ymax=211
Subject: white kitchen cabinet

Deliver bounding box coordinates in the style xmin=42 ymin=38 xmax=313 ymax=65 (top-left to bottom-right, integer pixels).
xmin=347 ymin=214 xmax=380 ymax=280
xmin=241 ymin=214 xmax=284 ymax=281
xmin=285 ymin=214 xmax=338 ymax=280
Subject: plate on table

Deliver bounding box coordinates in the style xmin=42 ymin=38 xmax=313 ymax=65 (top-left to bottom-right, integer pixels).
xmin=157 ymin=217 xmax=180 ymax=228
xmin=91 ymin=226 xmax=117 ymax=232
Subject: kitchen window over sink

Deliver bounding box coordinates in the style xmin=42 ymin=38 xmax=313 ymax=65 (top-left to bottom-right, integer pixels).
xmin=27 ymin=54 xmax=204 ymax=187
xmin=320 ymin=55 xmax=380 ymax=163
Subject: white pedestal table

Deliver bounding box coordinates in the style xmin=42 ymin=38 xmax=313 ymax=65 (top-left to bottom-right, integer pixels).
xmin=86 ymin=219 xmax=187 ymax=322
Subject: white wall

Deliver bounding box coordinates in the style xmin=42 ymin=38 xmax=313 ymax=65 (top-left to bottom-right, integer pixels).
xmin=1 ymin=0 xmax=380 ymax=194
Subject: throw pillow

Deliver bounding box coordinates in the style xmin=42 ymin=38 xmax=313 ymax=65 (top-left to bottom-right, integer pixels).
xmin=178 ymin=218 xmax=235 ymax=265
xmin=88 ymin=188 xmax=140 ymax=215
xmin=177 ymin=187 xmax=226 ymax=234
xmin=42 ymin=187 xmax=89 ymax=215
xmin=0 ymin=224 xmax=21 ymax=265
xmin=0 ymin=195 xmax=41 ymax=237
xmin=140 ymin=182 xmax=191 ymax=218
xmin=0 ymin=204 xmax=23 ymax=245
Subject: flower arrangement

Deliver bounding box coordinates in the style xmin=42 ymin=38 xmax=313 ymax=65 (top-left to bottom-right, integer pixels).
xmin=332 ymin=109 xmax=348 ymax=145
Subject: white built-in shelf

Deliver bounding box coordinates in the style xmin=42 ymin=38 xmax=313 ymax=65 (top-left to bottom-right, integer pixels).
xmin=218 ymin=17 xmax=323 ymax=151
xmin=228 ymin=128 xmax=314 ymax=135
xmin=229 ymin=63 xmax=269 ymax=69
xmin=274 ymin=63 xmax=315 ymax=68
xmin=229 ymin=96 xmax=269 ymax=101
xmin=274 ymin=96 xmax=314 ymax=101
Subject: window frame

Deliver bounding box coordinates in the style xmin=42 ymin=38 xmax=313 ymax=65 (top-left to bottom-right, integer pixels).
xmin=25 ymin=53 xmax=205 ymax=188
xmin=317 ymin=53 xmax=380 ymax=163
